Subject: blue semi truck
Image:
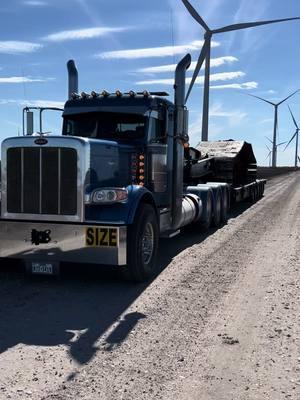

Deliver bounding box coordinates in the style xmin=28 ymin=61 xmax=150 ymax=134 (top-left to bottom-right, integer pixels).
xmin=0 ymin=54 xmax=266 ymax=281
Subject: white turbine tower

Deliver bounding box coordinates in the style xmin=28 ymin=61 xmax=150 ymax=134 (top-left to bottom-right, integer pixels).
xmin=248 ymin=91 xmax=299 ymax=166
xmin=181 ymin=0 xmax=300 ymax=142
xmin=284 ymin=105 xmax=300 ymax=168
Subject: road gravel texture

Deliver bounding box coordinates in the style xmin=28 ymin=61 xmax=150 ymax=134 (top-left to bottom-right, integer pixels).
xmin=0 ymin=172 xmax=299 ymax=400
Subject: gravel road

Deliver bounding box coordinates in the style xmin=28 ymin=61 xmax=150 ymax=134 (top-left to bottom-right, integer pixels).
xmin=0 ymin=172 xmax=299 ymax=400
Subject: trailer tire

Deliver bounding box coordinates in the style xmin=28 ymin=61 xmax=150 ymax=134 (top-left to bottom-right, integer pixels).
xmin=221 ymin=188 xmax=229 ymax=223
xmin=212 ymin=190 xmax=222 ymax=227
xmin=123 ymin=204 xmax=159 ymax=282
xmin=250 ymin=186 xmax=257 ymax=203
xmin=199 ymin=190 xmax=213 ymax=231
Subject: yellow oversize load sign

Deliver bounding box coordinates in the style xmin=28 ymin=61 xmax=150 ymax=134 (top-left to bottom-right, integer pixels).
xmin=85 ymin=227 xmax=118 ymax=247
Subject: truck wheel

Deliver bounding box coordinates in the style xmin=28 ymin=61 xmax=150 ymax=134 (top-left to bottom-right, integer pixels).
xmin=125 ymin=204 xmax=159 ymax=282
xmin=212 ymin=191 xmax=222 ymax=227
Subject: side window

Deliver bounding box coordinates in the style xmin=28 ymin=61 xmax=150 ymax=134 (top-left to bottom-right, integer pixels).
xmin=148 ymin=117 xmax=166 ymax=143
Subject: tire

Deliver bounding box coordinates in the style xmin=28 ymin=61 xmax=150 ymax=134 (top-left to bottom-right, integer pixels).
xmin=123 ymin=204 xmax=159 ymax=282
xmin=212 ymin=190 xmax=222 ymax=227
xmin=199 ymin=190 xmax=213 ymax=231
xmin=250 ymin=186 xmax=257 ymax=203
xmin=221 ymin=188 xmax=229 ymax=223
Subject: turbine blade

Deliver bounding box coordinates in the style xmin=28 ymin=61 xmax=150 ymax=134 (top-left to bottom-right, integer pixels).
xmin=284 ymin=131 xmax=297 ymax=150
xmin=185 ymin=39 xmax=209 ymax=103
xmin=212 ymin=17 xmax=300 ymax=34
xmin=181 ymin=0 xmax=210 ymax=31
xmin=265 ymin=144 xmax=271 ymax=152
xmin=265 ymin=136 xmax=273 ymax=144
xmin=247 ymin=93 xmax=275 ymax=106
xmin=298 ymin=156 xmax=300 ymax=163
xmin=288 ymin=105 xmax=299 ymax=129
xmin=277 ymin=141 xmax=287 ymax=147
xmin=277 ymin=89 xmax=299 ymax=105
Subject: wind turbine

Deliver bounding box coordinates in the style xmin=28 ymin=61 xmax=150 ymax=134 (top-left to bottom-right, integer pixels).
xmin=181 ymin=0 xmax=300 ymax=142
xmin=248 ymin=90 xmax=299 ymax=167
xmin=284 ymin=105 xmax=299 ymax=168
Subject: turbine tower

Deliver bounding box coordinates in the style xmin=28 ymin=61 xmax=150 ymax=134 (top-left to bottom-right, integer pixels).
xmin=265 ymin=144 xmax=272 ymax=167
xmin=248 ymin=91 xmax=299 ymax=167
xmin=181 ymin=0 xmax=300 ymax=142
xmin=284 ymin=105 xmax=300 ymax=168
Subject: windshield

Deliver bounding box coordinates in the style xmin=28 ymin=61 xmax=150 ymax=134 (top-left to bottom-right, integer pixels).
xmin=63 ymin=112 xmax=146 ymax=140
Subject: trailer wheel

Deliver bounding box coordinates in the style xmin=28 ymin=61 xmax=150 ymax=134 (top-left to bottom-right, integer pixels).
xmin=124 ymin=204 xmax=159 ymax=282
xmin=221 ymin=189 xmax=229 ymax=223
xmin=250 ymin=186 xmax=257 ymax=203
xmin=212 ymin=190 xmax=222 ymax=227
xmin=199 ymin=190 xmax=213 ymax=231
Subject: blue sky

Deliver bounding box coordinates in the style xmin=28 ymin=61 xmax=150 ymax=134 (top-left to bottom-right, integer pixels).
xmin=0 ymin=0 xmax=300 ymax=165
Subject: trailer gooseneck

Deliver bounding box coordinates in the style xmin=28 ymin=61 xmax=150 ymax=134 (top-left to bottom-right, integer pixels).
xmin=0 ymin=54 xmax=266 ymax=281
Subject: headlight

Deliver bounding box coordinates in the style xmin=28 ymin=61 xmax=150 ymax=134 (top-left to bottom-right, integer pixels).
xmin=87 ymin=188 xmax=128 ymax=204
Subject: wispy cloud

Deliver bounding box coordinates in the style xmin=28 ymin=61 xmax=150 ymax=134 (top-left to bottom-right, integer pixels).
xmin=0 ymin=98 xmax=64 ymax=108
xmin=137 ymin=56 xmax=238 ymax=74
xmin=0 ymin=41 xmax=42 ymax=54
xmin=210 ymin=81 xmax=258 ymax=90
xmin=136 ymin=71 xmax=245 ymax=85
xmin=188 ymin=101 xmax=247 ymax=144
xmin=259 ymin=118 xmax=273 ymax=124
xmin=210 ymin=104 xmax=247 ymax=125
xmin=0 ymin=76 xmax=47 ymax=83
xmin=190 ymin=103 xmax=247 ymax=142
xmin=23 ymin=1 xmax=48 ymax=6
xmin=21 ymin=99 xmax=64 ymax=108
xmin=228 ymin=0 xmax=270 ymax=53
xmin=44 ymin=27 xmax=128 ymax=42
xmin=97 ymin=40 xmax=219 ymax=60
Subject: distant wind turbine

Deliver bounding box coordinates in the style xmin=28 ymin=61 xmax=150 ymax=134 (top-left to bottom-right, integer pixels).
xmin=284 ymin=105 xmax=299 ymax=168
xmin=265 ymin=137 xmax=287 ymax=165
xmin=181 ymin=0 xmax=300 ymax=142
xmin=248 ymin=90 xmax=299 ymax=167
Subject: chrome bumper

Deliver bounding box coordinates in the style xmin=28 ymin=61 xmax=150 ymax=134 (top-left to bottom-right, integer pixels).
xmin=0 ymin=220 xmax=127 ymax=266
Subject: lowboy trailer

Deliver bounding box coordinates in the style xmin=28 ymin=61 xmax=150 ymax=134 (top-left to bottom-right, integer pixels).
xmin=0 ymin=54 xmax=266 ymax=281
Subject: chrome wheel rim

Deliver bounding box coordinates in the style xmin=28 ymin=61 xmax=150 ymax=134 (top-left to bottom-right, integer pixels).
xmin=142 ymin=222 xmax=154 ymax=265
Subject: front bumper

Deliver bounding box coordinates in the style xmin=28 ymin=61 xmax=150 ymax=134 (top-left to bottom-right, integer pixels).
xmin=0 ymin=220 xmax=127 ymax=266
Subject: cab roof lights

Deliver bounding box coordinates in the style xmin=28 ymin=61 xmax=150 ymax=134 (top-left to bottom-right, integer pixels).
xmin=70 ymin=90 xmax=170 ymax=100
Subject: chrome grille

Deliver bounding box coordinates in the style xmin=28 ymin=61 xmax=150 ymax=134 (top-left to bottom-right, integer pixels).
xmin=7 ymin=147 xmax=77 ymax=215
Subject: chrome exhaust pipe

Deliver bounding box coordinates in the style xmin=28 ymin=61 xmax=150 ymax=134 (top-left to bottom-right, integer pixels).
xmin=67 ymin=60 xmax=78 ymax=99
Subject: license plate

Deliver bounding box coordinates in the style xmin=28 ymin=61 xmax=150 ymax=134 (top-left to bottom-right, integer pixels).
xmin=31 ymin=262 xmax=54 ymax=275
xmin=85 ymin=227 xmax=119 ymax=247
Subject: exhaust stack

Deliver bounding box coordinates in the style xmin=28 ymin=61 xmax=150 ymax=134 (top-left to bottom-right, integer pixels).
xmin=171 ymin=53 xmax=191 ymax=229
xmin=67 ymin=60 xmax=78 ymax=99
